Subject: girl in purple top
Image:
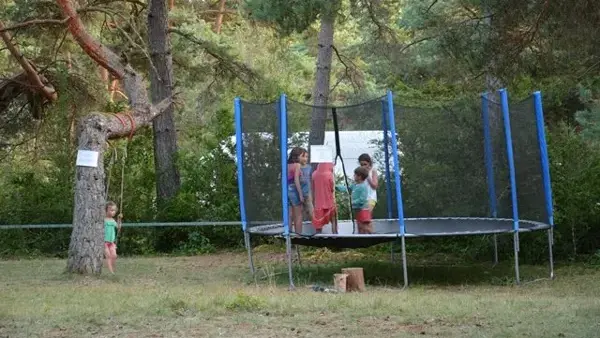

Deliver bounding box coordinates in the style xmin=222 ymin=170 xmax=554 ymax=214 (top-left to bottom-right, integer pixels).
xmin=287 ymin=147 xmax=310 ymax=233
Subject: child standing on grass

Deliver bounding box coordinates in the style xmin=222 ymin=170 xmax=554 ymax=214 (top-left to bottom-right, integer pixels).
xmin=287 ymin=147 xmax=310 ymax=234
xmin=311 ymin=162 xmax=338 ymax=234
xmin=104 ymin=201 xmax=122 ymax=274
xmin=351 ymin=166 xmax=373 ymax=234
xmin=358 ymin=153 xmax=378 ymax=211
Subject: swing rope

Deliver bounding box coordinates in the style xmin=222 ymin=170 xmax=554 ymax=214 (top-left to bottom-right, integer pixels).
xmin=109 ymin=112 xmax=136 ymax=243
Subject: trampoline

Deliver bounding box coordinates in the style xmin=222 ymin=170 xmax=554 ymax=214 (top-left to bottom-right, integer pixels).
xmin=234 ymin=89 xmax=555 ymax=289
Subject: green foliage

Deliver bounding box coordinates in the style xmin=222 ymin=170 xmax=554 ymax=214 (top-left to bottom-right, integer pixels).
xmin=224 ymin=292 xmax=265 ymax=311
xmin=574 ymin=81 xmax=600 ymax=146
xmin=546 ymin=123 xmax=600 ymax=257
xmin=245 ymin=0 xmax=338 ymax=35
xmin=2 ymin=0 xmax=600 ymax=264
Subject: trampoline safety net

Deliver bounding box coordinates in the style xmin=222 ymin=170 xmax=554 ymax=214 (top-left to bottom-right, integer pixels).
xmin=237 ymin=92 xmax=549 ymax=233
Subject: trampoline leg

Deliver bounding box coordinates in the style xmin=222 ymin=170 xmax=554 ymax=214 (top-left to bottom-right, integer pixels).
xmin=285 ymin=235 xmax=295 ymax=290
xmin=513 ymin=232 xmax=520 ymax=285
xmin=244 ymin=231 xmax=255 ymax=274
xmin=400 ymin=235 xmax=408 ymax=288
xmin=492 ymin=234 xmax=499 ymax=267
xmin=296 ymin=245 xmax=303 ymax=269
xmin=548 ymin=228 xmax=555 ymax=280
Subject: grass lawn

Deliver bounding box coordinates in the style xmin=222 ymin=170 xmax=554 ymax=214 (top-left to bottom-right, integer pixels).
xmin=1 ymin=248 xmax=599 ymax=337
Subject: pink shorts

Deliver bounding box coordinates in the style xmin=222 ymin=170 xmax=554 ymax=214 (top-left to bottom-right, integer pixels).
xmin=355 ymin=209 xmax=372 ymax=223
xmin=104 ymin=242 xmax=116 ymax=249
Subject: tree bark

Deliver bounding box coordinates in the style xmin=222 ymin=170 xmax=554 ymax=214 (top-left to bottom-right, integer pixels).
xmin=333 ymin=273 xmax=348 ymax=293
xmin=309 ymin=14 xmax=334 ymax=148
xmin=148 ymin=0 xmax=181 ymax=204
xmin=214 ymin=0 xmax=227 ymax=34
xmin=0 ymin=21 xmax=57 ymax=102
xmin=341 ymin=267 xmax=365 ymax=292
xmin=58 ymin=0 xmax=172 ymax=273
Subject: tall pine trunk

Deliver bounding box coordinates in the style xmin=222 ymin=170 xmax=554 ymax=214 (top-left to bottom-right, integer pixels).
xmin=148 ymin=0 xmax=180 ymax=204
xmin=309 ymin=14 xmax=334 ymax=148
xmin=58 ymin=0 xmax=172 ymax=273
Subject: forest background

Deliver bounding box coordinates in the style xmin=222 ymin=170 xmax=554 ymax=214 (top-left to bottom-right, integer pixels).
xmin=1 ymin=0 xmax=600 ymax=264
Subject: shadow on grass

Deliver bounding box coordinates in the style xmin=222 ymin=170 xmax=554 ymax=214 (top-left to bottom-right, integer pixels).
xmin=252 ymin=259 xmax=551 ymax=288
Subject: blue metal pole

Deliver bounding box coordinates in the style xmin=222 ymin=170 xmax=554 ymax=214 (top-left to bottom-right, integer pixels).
xmin=234 ymin=97 xmax=254 ymax=274
xmin=533 ymin=90 xmax=555 ymax=279
xmin=481 ymin=93 xmax=498 ymax=218
xmin=386 ymin=90 xmax=408 ymax=287
xmin=533 ymin=91 xmax=554 ymax=227
xmin=279 ymin=93 xmax=295 ymax=290
xmin=387 ymin=91 xmax=406 ymax=234
xmin=234 ymin=98 xmax=248 ymax=231
xmin=280 ymin=94 xmax=290 ymax=236
xmin=499 ymin=88 xmax=520 ymax=284
xmin=381 ymin=100 xmax=394 ymax=219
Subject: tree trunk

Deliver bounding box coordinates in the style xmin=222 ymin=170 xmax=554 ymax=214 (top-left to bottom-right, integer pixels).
xmin=67 ymin=116 xmax=107 ymax=274
xmin=148 ymin=0 xmax=181 ymax=204
xmin=309 ymin=14 xmax=334 ymax=148
xmin=214 ymin=0 xmax=227 ymax=34
xmin=58 ymin=0 xmax=172 ymax=274
xmin=333 ymin=273 xmax=348 ymax=293
xmin=341 ymin=267 xmax=366 ymax=292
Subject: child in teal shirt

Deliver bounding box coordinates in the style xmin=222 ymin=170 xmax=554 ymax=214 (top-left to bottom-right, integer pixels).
xmin=104 ymin=201 xmax=122 ymax=274
xmin=336 ymin=166 xmax=373 ymax=234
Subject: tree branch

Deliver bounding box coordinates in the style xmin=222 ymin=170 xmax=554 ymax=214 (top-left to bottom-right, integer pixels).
xmin=57 ymin=0 xmax=127 ymax=79
xmin=0 ymin=21 xmax=57 ymax=101
xmin=331 ymin=44 xmax=361 ymax=92
xmin=425 ymin=0 xmax=439 ymax=14
xmin=0 ymin=18 xmax=68 ymax=33
xmin=169 ymin=28 xmax=260 ymax=87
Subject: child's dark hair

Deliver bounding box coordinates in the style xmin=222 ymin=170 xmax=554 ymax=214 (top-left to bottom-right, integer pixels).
xmin=288 ymin=147 xmax=308 ymax=164
xmin=358 ymin=153 xmax=372 ymax=165
xmin=354 ymin=166 xmax=369 ymax=180
xmin=106 ymin=201 xmax=117 ymax=211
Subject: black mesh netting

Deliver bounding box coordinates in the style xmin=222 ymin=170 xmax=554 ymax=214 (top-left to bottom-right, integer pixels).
xmin=240 ymin=100 xmax=283 ymax=227
xmin=485 ymin=95 xmax=513 ymax=219
xmin=238 ymin=93 xmax=548 ymax=231
xmin=395 ymin=101 xmax=489 ymax=217
xmin=286 ymin=97 xmax=398 ymax=221
xmin=509 ymin=96 xmax=547 ymax=223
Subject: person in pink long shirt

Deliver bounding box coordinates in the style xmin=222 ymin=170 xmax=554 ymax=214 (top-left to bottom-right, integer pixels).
xmin=311 ymin=162 xmax=338 ymax=234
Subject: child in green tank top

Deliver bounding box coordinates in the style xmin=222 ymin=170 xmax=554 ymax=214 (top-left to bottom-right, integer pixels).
xmin=104 ymin=201 xmax=122 ymax=274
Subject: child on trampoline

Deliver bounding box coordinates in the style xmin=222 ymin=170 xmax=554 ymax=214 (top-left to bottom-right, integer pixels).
xmin=104 ymin=201 xmax=122 ymax=274
xmin=358 ymin=153 xmax=378 ymax=212
xmin=311 ymin=162 xmax=338 ymax=234
xmin=351 ymin=166 xmax=373 ymax=234
xmin=287 ymin=147 xmax=312 ymax=233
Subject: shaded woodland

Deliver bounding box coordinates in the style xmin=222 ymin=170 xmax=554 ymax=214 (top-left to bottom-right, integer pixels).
xmin=1 ymin=0 xmax=600 ymax=266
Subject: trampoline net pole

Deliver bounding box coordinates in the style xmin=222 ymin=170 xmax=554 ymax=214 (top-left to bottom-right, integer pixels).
xmin=500 ymin=88 xmax=521 ymax=284
xmin=387 ymin=90 xmax=408 ymax=286
xmin=285 ymin=235 xmax=295 ymax=290
xmin=548 ymin=228 xmax=555 ymax=279
xmin=238 ymin=97 xmax=284 ymax=234
xmin=533 ymin=90 xmax=555 ymax=280
xmin=280 ymin=93 xmax=295 ymax=289
xmin=234 ymin=97 xmax=254 ymax=274
xmin=244 ymin=231 xmax=255 ymax=274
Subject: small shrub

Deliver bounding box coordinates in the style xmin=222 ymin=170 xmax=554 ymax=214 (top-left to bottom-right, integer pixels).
xmin=225 ymin=292 xmax=265 ymax=311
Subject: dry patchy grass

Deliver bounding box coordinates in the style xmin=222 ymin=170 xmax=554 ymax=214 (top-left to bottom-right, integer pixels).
xmin=0 ymin=250 xmax=599 ymax=337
